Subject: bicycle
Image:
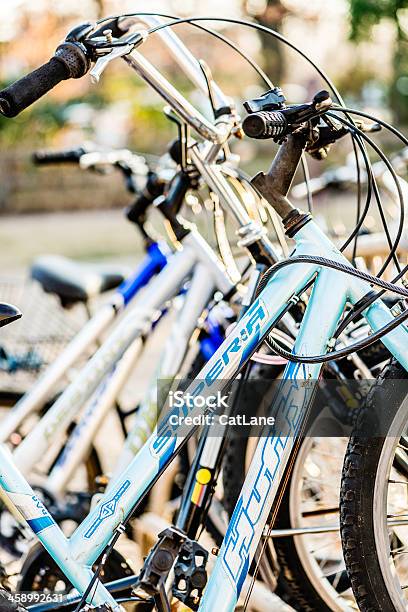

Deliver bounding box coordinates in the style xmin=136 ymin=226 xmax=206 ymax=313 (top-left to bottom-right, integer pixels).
xmin=0 ymin=13 xmax=407 ymax=612
xmin=0 ymin=153 xmax=168 ymax=446
xmin=0 ymin=14 xmax=276 ymax=574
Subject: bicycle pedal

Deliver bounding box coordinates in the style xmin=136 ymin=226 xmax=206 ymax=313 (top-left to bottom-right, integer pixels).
xmin=135 ymin=526 xmax=187 ymax=596
xmin=172 ymin=540 xmax=208 ymax=611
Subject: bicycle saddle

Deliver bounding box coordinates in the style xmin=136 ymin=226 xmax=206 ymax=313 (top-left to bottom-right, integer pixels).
xmin=0 ymin=303 xmax=22 ymax=328
xmin=31 ymin=255 xmax=129 ymax=307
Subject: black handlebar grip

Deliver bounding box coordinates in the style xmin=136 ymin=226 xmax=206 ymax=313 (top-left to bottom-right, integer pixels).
xmin=242 ymin=111 xmax=287 ymax=140
xmin=0 ymin=42 xmax=89 ymax=118
xmin=91 ymin=17 xmax=130 ymax=39
xmin=0 ymin=58 xmax=69 ymax=118
xmin=32 ymin=147 xmax=87 ymax=165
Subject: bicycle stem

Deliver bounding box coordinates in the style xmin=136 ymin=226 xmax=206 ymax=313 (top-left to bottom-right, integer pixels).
xmin=251 ymin=132 xmax=308 ymax=219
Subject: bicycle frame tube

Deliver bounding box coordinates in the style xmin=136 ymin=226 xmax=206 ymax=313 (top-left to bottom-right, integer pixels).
xmin=123 ymin=52 xmax=229 ymax=145
xmin=0 ymin=239 xmax=310 ymax=607
xmin=47 ymin=261 xmax=219 ymax=496
xmin=0 ymin=242 xmax=167 ymax=443
xmin=199 ymin=222 xmax=408 ymax=611
xmin=137 ymin=15 xmax=230 ymax=112
xmin=0 ymin=260 xmax=306 ymax=609
xmin=117 ymin=241 xmax=168 ymax=304
xmin=200 ymin=270 xmax=348 ymax=610
xmin=120 ymin=21 xmax=278 ymax=251
xmin=0 ymin=444 xmax=121 ymax=611
xmin=44 ymin=337 xmax=143 ymax=496
xmin=12 ymin=229 xmax=232 ymax=476
xmin=109 ymin=262 xmax=217 ymax=483
xmin=174 ymin=266 xmax=265 ymax=539
xmin=42 ymin=257 xmax=315 ymax=565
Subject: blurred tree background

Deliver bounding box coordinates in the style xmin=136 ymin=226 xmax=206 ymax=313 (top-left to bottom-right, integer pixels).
xmin=0 ymin=0 xmax=404 ymax=214
xmin=348 ymin=0 xmax=408 ymax=122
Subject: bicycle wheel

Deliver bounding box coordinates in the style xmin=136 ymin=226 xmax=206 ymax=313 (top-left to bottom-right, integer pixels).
xmin=18 ymin=541 xmax=133 ymax=596
xmin=340 ymin=360 xmax=408 ymax=611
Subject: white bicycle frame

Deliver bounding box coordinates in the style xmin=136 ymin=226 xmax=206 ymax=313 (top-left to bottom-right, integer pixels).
xmin=0 ymin=242 xmax=168 ymax=443
xmin=45 ymin=260 xmax=226 ymax=497
xmin=2 ymin=17 xmax=266 ymax=488
xmin=9 ymin=230 xmax=233 ymax=478
xmin=0 ymin=12 xmax=233 ymax=450
xmin=1 ymin=217 xmax=406 ymax=612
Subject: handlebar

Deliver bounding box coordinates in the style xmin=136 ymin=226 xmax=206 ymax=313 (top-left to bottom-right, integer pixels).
xmin=32 ymin=142 xmax=167 ymax=236
xmin=0 ymin=16 xmax=235 ymax=149
xmin=33 ymin=141 xmax=167 ymax=243
xmin=242 ymin=110 xmax=287 ymax=140
xmin=0 ymin=17 xmax=143 ymax=119
xmin=32 ymin=146 xmax=87 ymax=165
xmin=0 ymin=43 xmax=89 ymax=118
xmin=33 ymin=144 xmax=150 ymax=196
xmin=242 ymin=90 xmax=333 ymax=141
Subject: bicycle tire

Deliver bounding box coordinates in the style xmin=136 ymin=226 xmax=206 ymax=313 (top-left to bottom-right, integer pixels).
xmin=340 ymin=360 xmax=408 ymax=612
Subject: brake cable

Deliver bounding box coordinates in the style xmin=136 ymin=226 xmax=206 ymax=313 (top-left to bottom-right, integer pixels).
xmin=118 ymin=12 xmax=316 ymax=221
xmin=260 ymin=256 xmax=407 ymax=364
xmin=94 ymin=12 xmax=365 ymax=220
xmin=352 ymin=135 xmax=362 ymax=265
xmin=95 ymin=13 xmax=389 ymax=282
xmin=332 ymin=107 xmax=408 ymax=147
xmin=338 ymin=129 xmax=373 ymax=253
xmin=328 ymin=112 xmax=404 ymax=275
xmin=300 ymin=153 xmax=313 ymax=213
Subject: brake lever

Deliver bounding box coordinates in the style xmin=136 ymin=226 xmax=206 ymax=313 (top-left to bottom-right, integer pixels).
xmin=89 ymin=43 xmax=135 ymax=83
xmin=88 ymin=30 xmax=147 ymax=83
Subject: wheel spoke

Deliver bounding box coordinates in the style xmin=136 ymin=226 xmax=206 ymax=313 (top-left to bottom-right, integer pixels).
xmin=392 ymin=550 xmax=408 ymax=556
xmin=324 ymin=569 xmax=350 ymax=594
xmin=302 ymin=506 xmax=339 ymax=518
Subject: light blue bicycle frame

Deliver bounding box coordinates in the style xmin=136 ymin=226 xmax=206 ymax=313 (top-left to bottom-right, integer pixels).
xmin=0 ymin=217 xmax=407 ymax=612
